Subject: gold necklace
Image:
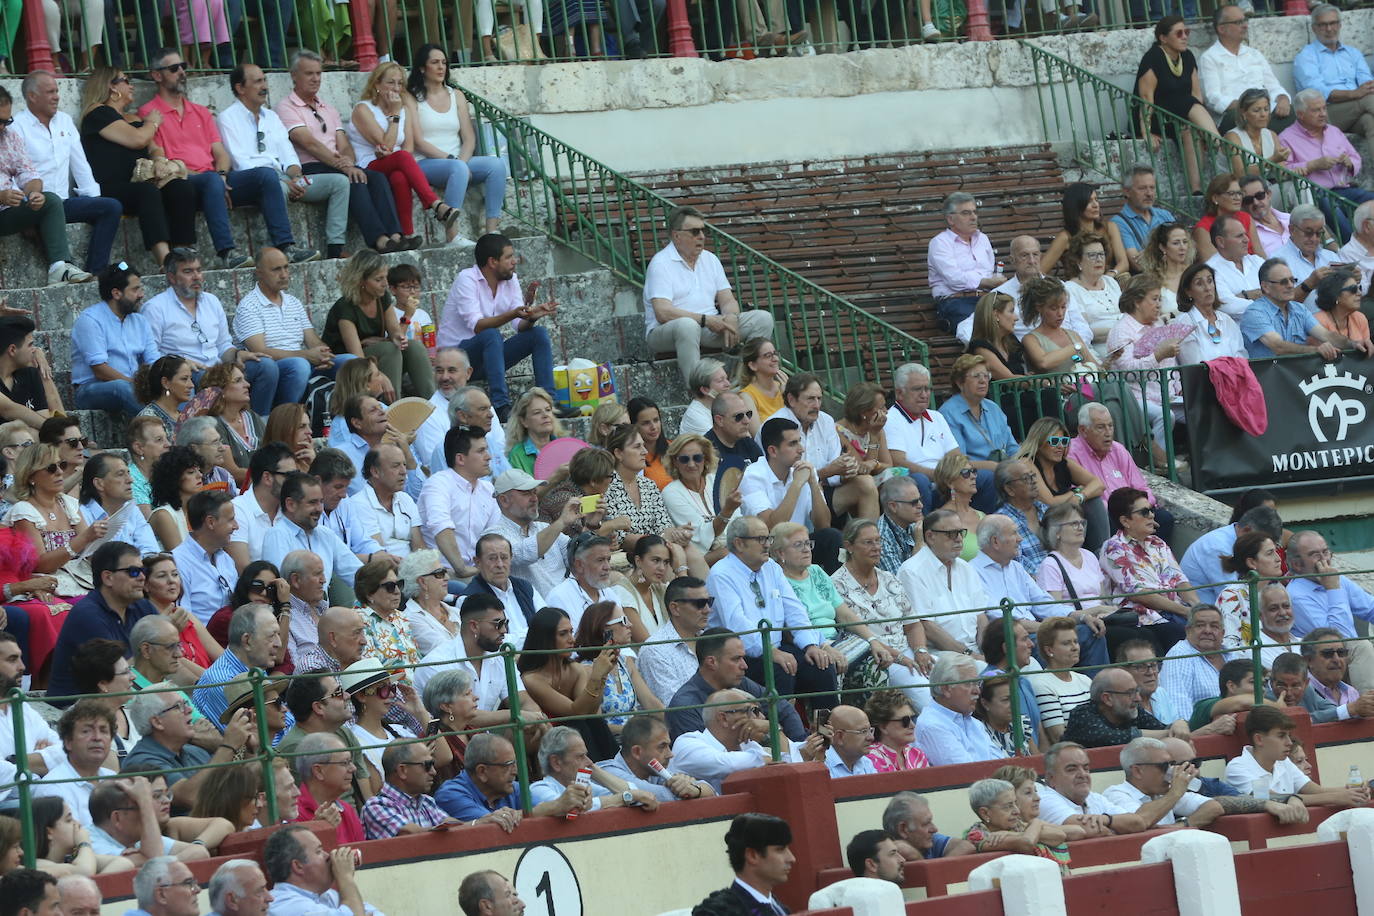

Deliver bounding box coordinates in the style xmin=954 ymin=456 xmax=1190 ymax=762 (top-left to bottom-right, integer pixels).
xmin=1164 ymin=49 xmax=1184 ymax=77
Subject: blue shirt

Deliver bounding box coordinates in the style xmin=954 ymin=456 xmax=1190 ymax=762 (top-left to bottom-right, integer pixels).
xmin=971 ymin=551 xmax=1070 ymax=622
xmin=434 ymin=770 xmax=520 ymax=820
xmin=80 ymin=500 xmax=159 ymax=556
xmin=914 ymin=698 xmax=1001 ymax=766
xmin=1111 ymin=204 xmax=1176 ymax=255
xmin=335 ymin=430 xmax=426 ymax=501
xmin=824 ymin=746 xmax=878 ymax=778
xmin=529 ymin=774 xmax=610 ymax=810
xmin=1293 ymin=40 xmax=1374 ymax=99
xmin=46 ymin=590 xmax=157 ymax=699
xmin=1179 ymin=523 xmax=1238 ymax=605
xmin=597 ymin=752 xmax=680 ymax=802
xmin=706 ymin=553 xmax=819 ymax=657
xmin=261 ymin=514 xmax=362 ymax=588
xmin=926 ymin=834 xmax=952 ymax=858
xmin=1238 ymin=296 xmax=1318 ymax=358
xmin=191 ymin=649 xmax=296 ymax=738
xmin=1287 ymin=574 xmax=1374 ymax=638
xmin=267 ymin=882 xmax=383 ymax=916
xmin=993 ymin=501 xmax=1051 ymax=575
xmin=70 ymin=302 xmax=160 ymax=386
xmin=938 ymin=394 xmax=1018 ymax=464
xmin=322 ymin=498 xmax=378 ymax=557
xmin=171 ymin=535 xmax=237 ymax=624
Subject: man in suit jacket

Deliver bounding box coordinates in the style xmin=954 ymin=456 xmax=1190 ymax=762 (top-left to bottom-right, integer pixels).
xmin=460 ymin=532 xmax=544 ymax=649
xmin=693 ymin=814 xmax=795 ymax=915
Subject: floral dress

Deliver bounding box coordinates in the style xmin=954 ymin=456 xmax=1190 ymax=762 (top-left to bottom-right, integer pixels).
xmin=582 ymin=654 xmax=638 ymax=727
xmin=9 ymin=495 xmax=86 ymax=598
xmin=1100 ymin=532 xmax=1188 ymax=624
xmin=865 ymin=742 xmax=930 ymax=772
xmin=1214 ymin=582 xmax=1251 ymax=651
xmin=831 ymin=564 xmax=913 ymax=696
xmin=361 ymin=605 xmax=421 ymax=688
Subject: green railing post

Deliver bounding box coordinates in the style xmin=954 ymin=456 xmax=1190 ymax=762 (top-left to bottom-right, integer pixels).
xmin=1001 ymin=599 xmax=1026 ymax=756
xmin=8 ymin=688 xmax=33 ymax=869
xmin=249 ymin=668 xmax=280 ymax=826
xmin=758 ymin=622 xmax=782 ymax=762
xmin=1248 ymin=570 xmax=1264 ymax=708
xmin=501 ymin=645 xmax=533 ymax=814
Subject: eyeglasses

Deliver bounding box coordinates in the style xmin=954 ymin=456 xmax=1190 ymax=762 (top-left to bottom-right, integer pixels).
xmin=1013 ymin=473 xmax=1038 ymax=485
xmin=1057 ymin=519 xmax=1087 ymax=531
xmin=1319 ymin=647 xmax=1350 ymax=659
xmin=1 ymin=440 xmax=32 ymax=451
xmin=112 ymin=75 xmax=131 ymax=85
xmin=62 ymin=437 xmax=83 ymax=449
xmin=483 ymin=759 xmax=518 ymax=770
xmin=116 ymin=566 xmax=146 ymax=578
xmin=1134 ymin=761 xmax=1171 ymax=772
xmin=1047 ymin=435 xmax=1071 ymax=447
xmin=1219 ymin=15 xmax=1247 ymax=24
xmin=147 ymin=639 xmax=183 ymax=653
xmin=377 ymin=580 xmax=400 ymax=593
xmin=732 ymin=410 xmax=755 ymax=423
xmin=1266 ymin=277 xmax=1297 ymax=287
xmin=38 ymin=461 xmax=71 ymax=476
xmin=957 ymin=467 xmax=977 ymax=479
xmin=1342 ymin=285 xmax=1361 ymax=295
xmin=737 ymin=535 xmax=775 ymax=546
xmin=1103 ymin=687 xmax=1142 ymax=697
xmin=886 ymin=715 xmax=914 ymax=728
xmin=675 ymin=453 xmax=706 ymax=465
xmin=787 ymin=540 xmax=816 ymax=550
xmin=319 ymin=758 xmax=354 ymax=768
xmin=1083 ymin=250 xmax=1108 ymax=260
xmin=371 ymin=683 xmax=395 ymax=700
xmin=1222 ymin=189 xmax=1244 ymax=198
xmin=156 ymin=61 xmax=188 ymax=72
xmin=676 ymin=226 xmax=706 ymax=236
xmin=929 ymin=528 xmax=968 ymax=540
xmin=832 ymin=726 xmax=875 ymax=738
xmin=156 ymin=699 xmax=192 ymax=717
xmin=676 ymin=596 xmax=716 ymax=609
xmin=0 ymin=118 xmax=12 ymax=128
xmin=1127 ymin=660 xmax=1160 ymax=672
xmin=159 ymin=878 xmax=199 ymax=891
xmin=1129 ymin=506 xmax=1156 ymax=517
xmin=255 ymin=130 xmax=266 ymax=153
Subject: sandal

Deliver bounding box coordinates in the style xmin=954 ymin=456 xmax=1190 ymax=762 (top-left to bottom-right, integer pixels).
xmin=432 ymin=202 xmax=461 ymax=228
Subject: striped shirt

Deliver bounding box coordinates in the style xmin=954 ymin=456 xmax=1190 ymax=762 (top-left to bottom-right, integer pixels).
xmin=233 ymin=284 xmax=313 ymax=350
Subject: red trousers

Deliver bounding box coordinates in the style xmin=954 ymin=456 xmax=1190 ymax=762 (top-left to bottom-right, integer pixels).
xmin=369 ymin=150 xmax=437 ymax=234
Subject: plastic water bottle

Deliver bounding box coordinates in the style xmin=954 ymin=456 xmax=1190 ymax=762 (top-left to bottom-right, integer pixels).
xmin=1347 ymin=765 xmax=1364 ymax=789
xmin=566 ymin=767 xmax=593 ymax=820
xmin=1252 ymin=773 xmax=1271 ymax=800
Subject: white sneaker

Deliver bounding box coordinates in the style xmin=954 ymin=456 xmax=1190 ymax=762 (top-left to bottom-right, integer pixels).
xmin=921 ymin=21 xmax=942 ymax=38
xmin=48 ymin=262 xmax=92 ymax=285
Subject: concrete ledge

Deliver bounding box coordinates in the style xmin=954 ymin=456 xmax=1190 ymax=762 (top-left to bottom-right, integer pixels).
xmin=1146 ymin=469 xmax=1230 ymax=558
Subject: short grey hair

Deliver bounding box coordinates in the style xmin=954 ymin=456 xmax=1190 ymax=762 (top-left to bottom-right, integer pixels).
xmin=1120 ymin=736 xmax=1167 ymax=770
xmin=280 ymin=549 xmax=317 ymax=584
xmin=968 ymin=777 xmax=1014 ymax=814
xmin=133 ymin=857 xmax=180 ymax=909
xmin=399 ymin=548 xmax=445 ymax=599
xmin=1077 ymin=401 xmax=1110 ymax=428
xmin=208 ymin=860 xmax=261 ymax=914
xmin=943 ymin=192 xmax=975 ymax=215
xmin=537 ymin=725 xmax=581 ymax=774
xmin=464 ymin=732 xmax=512 ymax=775
xmin=976 ymin=513 xmax=1014 ymax=551
xmin=228 ymin=602 xmax=275 ymax=648
xmin=1289 ymin=203 xmax=1326 ymax=227
xmin=127 ymin=682 xmax=181 ymax=736
xmin=703 ymin=688 xmax=750 ymax=727
xmin=450 ymin=385 xmax=486 ymax=424
xmin=130 ymin=614 xmax=178 ymax=651
xmin=1122 ymin=164 xmax=1155 ymax=188
xmin=56 ymin=875 xmax=100 ymax=902
xmin=929 ymin=651 xmax=978 ymax=698
xmin=20 ymin=69 xmax=54 ymax=100
xmin=295 ymin=731 xmax=346 ymax=782
xmin=879 ymin=474 xmax=918 ymax=507
xmin=176 ymin=415 xmax=219 ymax=446
xmin=688 ymin=358 xmax=726 ymax=397
xmin=423 ymin=666 xmax=474 ymax=714
xmin=1238 ymin=505 xmax=1283 ymax=540
xmin=724 ymin=515 xmax=758 ymax=550
xmin=881 ymin=791 xmax=929 ymax=835
xmin=1355 ymin=200 xmax=1374 ymax=233
xmin=893 ymin=363 xmax=931 ymax=390
xmin=288 ymin=48 xmax=323 ymax=72
xmin=1295 ymin=87 xmax=1326 ymax=112
xmin=1309 ymin=1 xmax=1339 ymax=17
xmin=1044 ymin=740 xmax=1086 ymax=774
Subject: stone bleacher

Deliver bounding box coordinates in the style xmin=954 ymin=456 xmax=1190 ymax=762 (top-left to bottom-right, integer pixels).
xmin=625 ymin=146 xmax=1129 ymax=372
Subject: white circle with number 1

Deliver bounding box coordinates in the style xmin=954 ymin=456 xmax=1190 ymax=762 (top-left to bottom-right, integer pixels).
xmin=513 ymin=844 xmax=583 ymax=916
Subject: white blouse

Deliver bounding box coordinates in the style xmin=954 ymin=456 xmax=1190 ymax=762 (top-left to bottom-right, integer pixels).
xmin=413 ymin=87 xmax=462 ymax=160
xmin=1174 ymin=308 xmax=1247 ymax=364
xmin=1066 ymin=275 xmax=1123 ymax=357
xmin=346 ymin=102 xmax=406 ymax=168
xmin=403 ymin=597 xmax=460 ymax=657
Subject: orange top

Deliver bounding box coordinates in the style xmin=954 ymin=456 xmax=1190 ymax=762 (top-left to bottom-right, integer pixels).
xmin=644 ymin=450 xmax=673 ymax=490
xmin=742 ymin=381 xmax=784 ymax=421
xmin=1314 ymin=308 xmax=1370 ymax=343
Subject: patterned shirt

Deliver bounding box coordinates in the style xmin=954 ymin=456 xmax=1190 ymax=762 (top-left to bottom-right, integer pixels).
xmin=1061 ymin=699 xmax=1166 ymax=748
xmin=996 ymin=501 xmax=1051 ymax=575
xmin=0 ymin=126 xmax=40 ymax=204
xmin=360 ymin=782 xmax=449 ymax=838
xmin=830 ymin=564 xmax=913 ymax=655
xmin=361 ymin=606 xmax=421 ymax=688
xmin=878 ymin=513 xmax=917 ymax=575
xmin=865 ymin=741 xmax=930 ymax=772
xmin=600 ymin=471 xmax=672 ymax=536
xmin=1100 ymin=533 xmax=1187 ymax=624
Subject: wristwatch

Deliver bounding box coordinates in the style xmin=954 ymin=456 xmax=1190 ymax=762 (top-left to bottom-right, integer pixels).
xmin=621 ymin=789 xmax=636 ymax=806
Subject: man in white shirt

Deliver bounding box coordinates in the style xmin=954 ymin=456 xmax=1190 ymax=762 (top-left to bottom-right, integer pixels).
xmin=14 ymin=70 xmax=122 ymax=274
xmin=232 ymin=248 xmax=332 ymax=408
xmin=671 ymin=689 xmax=782 ymax=793
xmin=897 ymin=510 xmax=989 ymax=653
xmin=263 ymin=825 xmax=382 ymax=916
xmin=485 ymin=469 xmax=579 ymax=597
xmin=1224 ymin=705 xmax=1369 ymax=807
xmin=886 ymin=362 xmax=995 ymax=511
xmin=216 ymin=63 xmax=345 ymax=259
xmin=0 ymin=631 xmax=65 ymax=793
xmin=1035 ymin=740 xmax=1187 ymax=835
xmin=227 ymin=442 xmax=296 ymax=570
xmin=1274 ymin=203 xmax=1342 ymax=308
xmin=912 ymin=652 xmax=1001 ymax=766
xmin=643 ymin=205 xmax=774 ymax=383
xmin=333 ymin=396 xmax=423 ymax=499
xmin=261 ymin=472 xmax=362 ymax=592
xmin=347 ymin=444 xmax=422 ymax=559
xmin=543 ymin=534 xmax=636 ymax=632
xmin=413 ymin=349 xmax=472 ymax=475
xmin=430 ymin=385 xmax=509 ymax=481
xmin=1205 ymin=215 xmax=1266 ymax=318
xmin=738 ymin=416 xmax=842 ymax=572
xmin=1199 ymin=4 xmax=1293 ymax=132
xmin=419 ymin=425 xmax=498 ymax=581
xmin=1338 ymin=199 xmax=1374 ymax=295
xmin=955 ymin=235 xmax=1077 ymax=344
xmin=33 ymin=700 xmax=118 ymax=827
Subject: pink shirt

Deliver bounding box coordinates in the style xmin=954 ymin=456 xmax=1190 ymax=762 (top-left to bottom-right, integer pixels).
xmin=1279 ymin=121 xmax=1361 ymax=189
xmin=1067 ymin=435 xmax=1155 ymax=505
xmin=928 ymin=228 xmax=996 ymax=299
xmin=865 ymin=742 xmax=930 ymax=773
xmin=0 ymin=128 xmax=39 ymax=206
xmin=438 ymin=264 xmax=522 ymax=346
xmin=275 ymin=91 xmax=344 ymax=165
xmin=139 ymin=95 xmax=221 ymax=174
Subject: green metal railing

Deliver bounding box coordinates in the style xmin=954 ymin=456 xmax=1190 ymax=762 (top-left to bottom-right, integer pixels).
xmin=464 ymin=89 xmax=929 ymax=398
xmin=1023 ymin=40 xmax=1357 ymax=243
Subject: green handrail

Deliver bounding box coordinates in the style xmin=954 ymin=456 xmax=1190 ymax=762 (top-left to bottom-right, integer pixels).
xmin=1021 ymin=40 xmax=1357 ymax=242
xmin=463 ymin=90 xmax=929 ymax=399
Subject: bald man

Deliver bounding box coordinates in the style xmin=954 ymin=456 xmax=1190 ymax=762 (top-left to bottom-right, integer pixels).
xmin=294 ymin=606 xmax=368 ymax=672
xmin=824 ymin=705 xmax=878 ymax=777
xmin=57 ymin=875 xmax=101 ymax=916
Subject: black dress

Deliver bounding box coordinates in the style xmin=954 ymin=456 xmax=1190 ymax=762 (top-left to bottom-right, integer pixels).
xmin=80 ymin=105 xmax=197 ymax=250
xmin=1135 ymin=44 xmax=1203 ymax=137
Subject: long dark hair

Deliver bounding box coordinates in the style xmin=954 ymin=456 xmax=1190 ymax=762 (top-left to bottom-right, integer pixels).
xmin=231 ymin=561 xmax=281 ymax=608
xmin=135 ymin=354 xmax=189 ymax=405
xmin=149 ymin=444 xmax=206 ymax=509
xmin=1062 ymin=182 xmax=1101 ymax=235
xmin=32 ymin=797 xmax=65 ymax=859
xmin=627 ymin=396 xmax=668 ymax=457
xmin=517 ymin=607 xmax=571 ymax=674
xmin=1176 ymin=262 xmax=1216 ymax=313
xmin=406 ymin=43 xmax=454 ymax=101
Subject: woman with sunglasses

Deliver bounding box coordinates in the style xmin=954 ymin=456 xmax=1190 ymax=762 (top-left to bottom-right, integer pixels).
xmin=1101 ymin=487 xmax=1194 ymax=654
xmin=344 ymin=659 xmax=449 ymax=792
xmin=356 ymin=558 xmax=422 ymax=690
xmin=399 ymin=549 xmax=457 ymax=656
xmin=573 ymin=601 xmax=662 ymax=736
xmin=931 ymin=452 xmax=983 ymax=561
xmin=1313 ymin=268 xmax=1371 ymax=347
xmin=135 ymin=355 xmax=195 ymax=443
xmin=517 ymin=605 xmax=617 ymax=761
xmin=143 ymin=552 xmax=218 ymax=678
xmin=587 ymin=402 xmax=629 ymax=450
xmin=205 ymin=562 xmax=291 ymax=672
xmin=622 ymin=535 xmax=679 ymax=639
xmin=147 ymin=445 xmax=205 ymax=552
xmin=1175 ymin=262 xmax=1245 ymax=364
xmin=663 ymin=434 xmax=738 ymax=564
xmin=1035 ymin=502 xmax=1125 ymax=656
xmin=6 ymin=442 xmax=107 ymax=600
xmin=1015 ymin=417 xmax=1108 ymax=552
xmin=1135 ymin=16 xmax=1215 ymax=195
xmin=863 ymin=689 xmax=930 ymax=772
xmin=736 ymin=337 xmax=786 ymax=430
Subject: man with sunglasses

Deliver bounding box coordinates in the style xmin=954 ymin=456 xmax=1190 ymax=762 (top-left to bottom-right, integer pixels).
xmin=643 ymin=205 xmax=774 ymax=385
xmin=360 ymin=740 xmax=457 ymax=839
xmin=672 ymin=689 xmax=799 ymax=793
xmin=1240 ymin=176 xmax=1291 ymax=262
xmin=1287 ymin=530 xmax=1374 ymax=691
xmin=639 ymin=576 xmax=715 ymax=704
xmin=124 ymin=685 xmax=254 ymax=813
xmin=706 ymin=391 xmax=763 ymax=511
xmin=1272 ymin=203 xmax=1341 ymax=309
xmin=1239 ymin=256 xmax=1369 ymax=359
xmin=276 ymin=673 xmax=367 ymax=807
xmin=896 ymin=510 xmax=990 ymax=655
xmin=1300 ymin=627 xmax=1374 ymax=714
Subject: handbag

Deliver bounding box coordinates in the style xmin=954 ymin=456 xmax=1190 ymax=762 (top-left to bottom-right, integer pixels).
xmin=132 ymin=157 xmax=189 ymax=188
xmin=830 ymin=631 xmax=872 ymax=666
xmin=496 ymin=22 xmax=547 ymax=61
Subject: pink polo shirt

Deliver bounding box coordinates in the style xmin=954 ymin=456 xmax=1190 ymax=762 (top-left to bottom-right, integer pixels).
xmin=274 ymin=91 xmax=344 ymax=165
xmin=1067 ymin=435 xmax=1156 ymax=505
xmin=138 ymin=95 xmax=221 ymax=174
xmin=438 ymin=264 xmax=523 ymax=346
xmin=1279 ymin=121 xmax=1362 ymax=190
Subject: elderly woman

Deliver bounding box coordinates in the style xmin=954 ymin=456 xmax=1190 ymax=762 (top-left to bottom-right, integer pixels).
xmin=6 ymin=442 xmax=107 ymax=600
xmin=1194 ymin=174 xmax=1263 ymax=260
xmin=679 ymin=359 xmax=731 ymax=438
xmin=1225 ymin=87 xmax=1291 ymax=178
xmin=507 ymin=387 xmax=566 ymax=477
xmin=1014 ymin=417 xmax=1107 ymax=551
xmin=736 ymin=336 xmax=786 ymax=428
xmin=344 ymin=659 xmax=438 ymax=792
xmin=356 ymin=558 xmax=421 ymax=689
xmin=176 ymin=416 xmax=237 ymax=492
xmin=265 ymin=404 xmax=318 ymax=473
xmin=1313 ymin=268 xmax=1370 ymax=347
xmin=1021 ymin=278 xmax=1103 ymax=379
xmin=600 ymin=425 xmax=702 ymax=570
xmin=662 ymin=435 xmax=738 ymax=563
xmin=863 ymin=689 xmax=930 ymax=771
xmin=1214 ymin=531 xmax=1284 ymax=651
xmin=939 ymin=355 xmax=1018 ymax=472
xmin=964 ymin=777 xmax=1071 ymax=871
xmin=325 ymin=250 xmax=436 ymax=402
xmin=932 ymin=452 xmax=983 ymax=561
xmin=1105 ymin=275 xmax=1181 ymax=469
xmin=1174 ymin=262 xmax=1246 ymax=364
xmin=1101 ymin=487 xmax=1194 ymax=654
xmin=422 ymin=667 xmax=478 ymax=780
xmin=829 ymin=519 xmax=932 ymax=709
xmin=628 ymin=397 xmax=673 ymax=490
xmin=1065 ymin=232 xmax=1122 ymax=357
xmin=1139 ymin=222 xmax=1194 ymax=318
xmin=835 ymin=381 xmax=894 ymax=479
xmin=399 ymin=549 xmax=457 ymax=656
xmin=574 ymin=600 xmax=662 ymax=734
xmin=1135 ymin=15 xmax=1216 ymax=196
xmin=1041 ymin=183 xmax=1129 ymax=278
xmin=148 ymin=445 xmax=207 ymax=552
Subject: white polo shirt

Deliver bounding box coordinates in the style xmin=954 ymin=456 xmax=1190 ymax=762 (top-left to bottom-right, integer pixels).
xmin=1035 ymin=782 xmax=1130 ymax=825
xmin=413 ymin=638 xmax=525 ymax=704
xmin=346 ymin=484 xmax=420 ymax=558
xmin=1101 ymin=780 xmax=1211 ymax=826
xmin=737 ymin=457 xmax=811 ymax=527
xmin=543 ymin=578 xmax=635 ymax=632
xmin=230 ymin=489 xmax=277 ymax=562
xmin=642 ymin=243 xmax=731 ymax=334
xmin=886 ymin=402 xmax=958 ymax=470
xmin=1225 ymin=746 xmax=1310 ymax=796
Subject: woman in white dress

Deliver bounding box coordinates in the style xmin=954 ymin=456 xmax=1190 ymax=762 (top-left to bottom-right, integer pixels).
xmin=678 ymin=358 xmax=731 ymax=438
xmin=6 ymin=443 xmax=107 ymax=600
xmin=1064 ymin=232 xmax=1122 ymax=358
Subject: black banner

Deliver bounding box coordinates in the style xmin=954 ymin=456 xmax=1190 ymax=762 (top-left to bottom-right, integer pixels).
xmin=1181 ymin=353 xmax=1374 ymax=492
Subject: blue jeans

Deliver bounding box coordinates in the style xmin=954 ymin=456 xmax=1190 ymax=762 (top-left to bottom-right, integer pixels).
xmin=190 ymin=168 xmax=295 ymax=254
xmin=935 ymin=295 xmax=980 ymax=333
xmin=458 ymin=326 xmax=555 ymax=410
xmin=197 ymin=358 xmax=300 ymax=417
xmin=418 ymin=156 xmax=509 ymax=218
xmin=63 ymin=196 xmax=123 ymax=272
xmin=75 ymin=379 xmax=143 ymax=416
xmin=221 ymin=0 xmax=294 ymax=67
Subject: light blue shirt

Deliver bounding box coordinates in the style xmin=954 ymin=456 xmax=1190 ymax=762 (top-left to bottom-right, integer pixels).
xmin=261 ymin=514 xmax=362 ymax=587
xmin=1111 ymin=204 xmax=1176 ymax=255
xmin=322 ymin=497 xmax=378 ymax=557
xmin=1287 ymin=575 xmax=1374 ymax=639
xmin=80 ymin=500 xmax=159 ymax=556
xmin=1179 ymin=523 xmax=1238 ymax=605
xmin=192 ymin=649 xmax=296 ymax=739
xmin=529 ymin=774 xmax=610 ymax=810
xmin=1238 ymin=295 xmax=1319 ymax=358
xmin=597 ymin=751 xmax=680 ymax=802
xmin=70 ymin=302 xmax=160 ymax=386
xmin=914 ymin=698 xmax=1001 ymax=766
xmin=969 ymin=552 xmax=1071 ymax=621
xmin=706 ymin=553 xmax=819 ymax=657
xmin=171 ymin=535 xmax=237 ymax=624
xmin=335 ymin=429 xmax=426 ymax=501
xmin=1159 ymin=639 xmax=1239 ymax=715
xmin=140 ymin=287 xmax=235 ymax=367
xmin=267 ymin=882 xmax=384 ymax=916
xmin=824 ymin=746 xmax=877 ymax=778
xmin=1292 ymin=40 xmax=1374 ymax=100
xmin=937 ymin=394 xmax=1018 ymax=463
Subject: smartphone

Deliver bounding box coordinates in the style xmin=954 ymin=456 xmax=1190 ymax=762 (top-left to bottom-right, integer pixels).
xmin=580 ymin=494 xmax=601 ymax=514
xmin=811 ymin=709 xmax=832 ymax=750
xmin=426 ymin=719 xmax=442 ymax=737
